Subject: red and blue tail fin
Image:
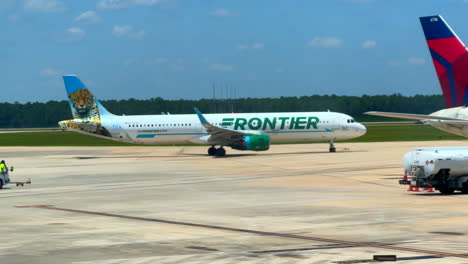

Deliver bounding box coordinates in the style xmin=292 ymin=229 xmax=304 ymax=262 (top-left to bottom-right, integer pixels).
xmin=420 ymin=15 xmax=468 ymax=107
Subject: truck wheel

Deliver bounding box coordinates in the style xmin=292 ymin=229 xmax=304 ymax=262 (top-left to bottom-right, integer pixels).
xmin=439 ymin=185 xmax=454 ymax=194
xmin=462 ymin=182 xmax=468 ymax=194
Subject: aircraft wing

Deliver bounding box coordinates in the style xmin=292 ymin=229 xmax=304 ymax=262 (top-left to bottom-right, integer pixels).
xmin=194 ymin=108 xmax=259 ymax=145
xmin=364 ymin=111 xmax=463 ymax=121
xmin=425 ymin=119 xmax=468 ymax=125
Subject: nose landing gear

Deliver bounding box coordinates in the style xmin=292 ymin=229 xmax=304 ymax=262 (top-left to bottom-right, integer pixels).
xmin=329 ymin=140 xmax=336 ymax=153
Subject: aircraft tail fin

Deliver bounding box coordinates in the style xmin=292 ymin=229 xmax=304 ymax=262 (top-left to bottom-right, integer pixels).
xmin=420 ymin=15 xmax=468 ymax=107
xmin=62 ymin=75 xmax=113 ymax=121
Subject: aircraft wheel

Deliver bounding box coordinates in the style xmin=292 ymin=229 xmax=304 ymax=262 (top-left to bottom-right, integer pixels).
xmin=216 ymin=148 xmax=226 ymax=157
xmin=329 ymin=147 xmax=336 ymax=153
xmin=208 ymin=146 xmax=216 ymax=156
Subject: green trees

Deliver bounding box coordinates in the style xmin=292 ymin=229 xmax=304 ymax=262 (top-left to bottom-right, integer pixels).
xmin=0 ymin=94 xmax=446 ymax=128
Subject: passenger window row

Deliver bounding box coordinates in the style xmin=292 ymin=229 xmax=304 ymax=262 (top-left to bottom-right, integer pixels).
xmin=129 ymin=123 xmax=193 ymax=128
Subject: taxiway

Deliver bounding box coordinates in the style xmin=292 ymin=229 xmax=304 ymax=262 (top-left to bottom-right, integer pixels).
xmin=2 ymin=141 xmax=468 ymax=263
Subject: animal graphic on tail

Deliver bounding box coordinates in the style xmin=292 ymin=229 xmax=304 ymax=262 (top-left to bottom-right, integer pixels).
xmin=68 ymin=88 xmax=100 ymax=122
xmin=60 ymin=75 xmax=111 ymax=137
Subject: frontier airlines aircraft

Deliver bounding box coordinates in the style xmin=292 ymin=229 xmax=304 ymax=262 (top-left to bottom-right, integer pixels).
xmin=59 ymin=75 xmax=366 ymax=156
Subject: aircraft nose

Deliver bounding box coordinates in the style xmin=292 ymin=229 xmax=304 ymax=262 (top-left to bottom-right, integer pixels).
xmin=357 ymin=123 xmax=367 ymax=136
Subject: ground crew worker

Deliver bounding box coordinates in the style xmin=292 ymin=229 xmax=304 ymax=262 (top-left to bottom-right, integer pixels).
xmin=0 ymin=160 xmax=7 ymax=174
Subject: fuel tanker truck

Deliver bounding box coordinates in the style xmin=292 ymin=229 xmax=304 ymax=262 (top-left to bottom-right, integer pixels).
xmin=401 ymin=147 xmax=468 ymax=194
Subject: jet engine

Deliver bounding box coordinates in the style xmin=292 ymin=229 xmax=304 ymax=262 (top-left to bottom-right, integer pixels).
xmin=231 ymin=135 xmax=270 ymax=151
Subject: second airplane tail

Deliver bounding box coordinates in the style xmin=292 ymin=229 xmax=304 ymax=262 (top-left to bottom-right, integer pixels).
xmin=420 ymin=15 xmax=468 ymax=108
xmin=63 ymin=75 xmax=113 ymax=122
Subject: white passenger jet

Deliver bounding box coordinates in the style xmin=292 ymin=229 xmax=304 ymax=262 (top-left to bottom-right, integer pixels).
xmin=366 ymin=15 xmax=468 ymax=137
xmin=59 ymin=75 xmax=366 ymax=156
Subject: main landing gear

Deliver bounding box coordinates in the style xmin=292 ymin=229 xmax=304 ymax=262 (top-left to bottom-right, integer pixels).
xmin=208 ymin=146 xmax=226 ymax=157
xmin=329 ymin=140 xmax=336 ymax=153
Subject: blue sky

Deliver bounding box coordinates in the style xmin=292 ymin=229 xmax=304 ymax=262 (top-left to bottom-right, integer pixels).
xmin=2 ymin=0 xmax=468 ymax=102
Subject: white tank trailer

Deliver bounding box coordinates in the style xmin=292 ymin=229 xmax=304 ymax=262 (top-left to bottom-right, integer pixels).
xmin=401 ymin=147 xmax=468 ymax=194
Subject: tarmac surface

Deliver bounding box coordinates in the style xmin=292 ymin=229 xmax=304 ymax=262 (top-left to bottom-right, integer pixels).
xmin=2 ymin=141 xmax=468 ymax=263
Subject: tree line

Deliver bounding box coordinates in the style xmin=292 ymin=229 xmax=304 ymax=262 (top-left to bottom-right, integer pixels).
xmin=0 ymin=94 xmax=446 ymax=128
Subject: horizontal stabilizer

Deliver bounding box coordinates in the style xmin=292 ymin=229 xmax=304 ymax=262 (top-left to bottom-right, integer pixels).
xmin=59 ymin=120 xmax=99 ymax=133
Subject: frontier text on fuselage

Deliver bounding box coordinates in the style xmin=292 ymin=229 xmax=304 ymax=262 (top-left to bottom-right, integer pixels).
xmin=221 ymin=116 xmax=319 ymax=130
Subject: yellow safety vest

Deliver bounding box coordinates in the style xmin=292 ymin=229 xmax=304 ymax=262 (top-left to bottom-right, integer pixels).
xmin=0 ymin=164 xmax=5 ymax=173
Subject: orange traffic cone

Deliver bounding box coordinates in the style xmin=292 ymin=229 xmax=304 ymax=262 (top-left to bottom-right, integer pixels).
xmin=413 ymin=186 xmax=420 ymax=192
xmin=426 ymin=187 xmax=434 ymax=192
xmin=407 ymin=185 xmax=414 ymax=191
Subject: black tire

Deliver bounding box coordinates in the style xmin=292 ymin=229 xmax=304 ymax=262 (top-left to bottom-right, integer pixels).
xmin=462 ymin=182 xmax=468 ymax=194
xmin=329 ymin=147 xmax=336 ymax=153
xmin=0 ymin=180 xmax=3 ymax=189
xmin=216 ymin=148 xmax=226 ymax=157
xmin=208 ymin=147 xmax=216 ymax=156
xmin=438 ymin=185 xmax=455 ymax=194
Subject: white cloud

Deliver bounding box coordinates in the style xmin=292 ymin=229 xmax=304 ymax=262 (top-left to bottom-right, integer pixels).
xmin=133 ymin=0 xmax=164 ymax=5
xmin=133 ymin=30 xmax=146 ymax=39
xmin=0 ymin=0 xmax=15 ymax=11
xmin=252 ymin=43 xmax=264 ymax=49
xmin=146 ymin=57 xmax=168 ymax=64
xmin=75 ymin=11 xmax=101 ymax=24
xmin=236 ymin=44 xmax=249 ymax=50
xmin=210 ymin=64 xmax=233 ymax=72
xmin=97 ymin=0 xmax=165 ymax=10
xmin=387 ymin=59 xmax=402 ymax=67
xmin=40 ymin=68 xmax=62 ymax=77
xmin=169 ymin=63 xmax=184 ymax=72
xmin=7 ymin=14 xmax=21 ymax=23
xmin=24 ymin=0 xmax=67 ymax=13
xmin=308 ymin=37 xmax=342 ymax=48
xmin=124 ymin=58 xmax=138 ymax=66
xmin=97 ymin=0 xmax=127 ymax=10
xmin=236 ymin=42 xmax=264 ymax=50
xmin=210 ymin=8 xmax=231 ymax=17
xmin=168 ymin=59 xmax=184 ymax=72
xmin=139 ymin=58 xmax=180 ymax=69
xmin=113 ymin=25 xmax=132 ymax=37
xmin=60 ymin=27 xmax=86 ymax=42
xmin=362 ymin=40 xmax=377 ymax=48
xmin=341 ymin=0 xmax=379 ymax=3
xmin=388 ymin=57 xmax=426 ymax=67
xmin=112 ymin=25 xmax=145 ymax=40
xmin=408 ymin=57 xmax=426 ymax=65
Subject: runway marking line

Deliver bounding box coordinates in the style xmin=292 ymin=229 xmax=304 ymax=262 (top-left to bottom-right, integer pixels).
xmin=15 ymin=205 xmax=468 ymax=259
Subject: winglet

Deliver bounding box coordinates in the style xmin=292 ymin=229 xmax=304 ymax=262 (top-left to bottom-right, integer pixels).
xmin=194 ymin=108 xmax=210 ymax=127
